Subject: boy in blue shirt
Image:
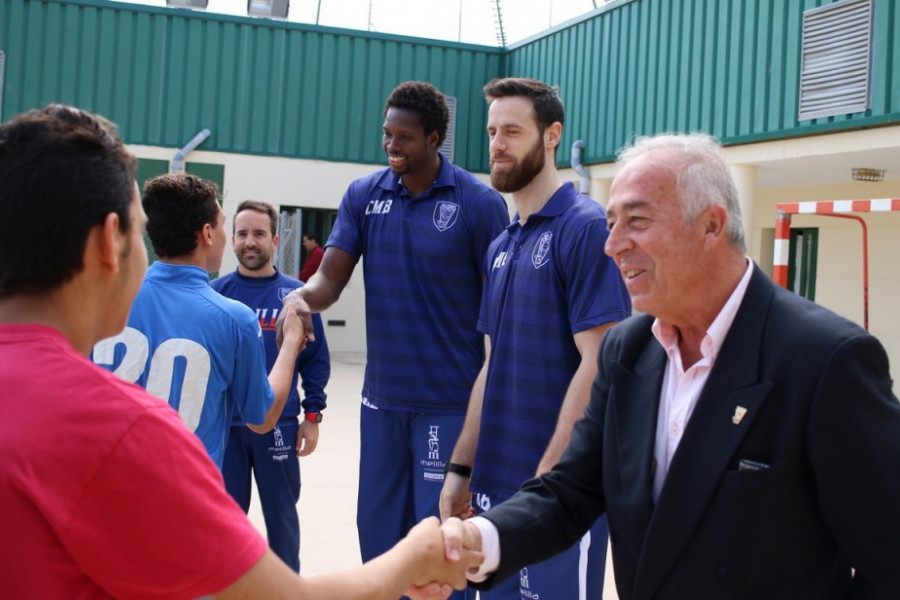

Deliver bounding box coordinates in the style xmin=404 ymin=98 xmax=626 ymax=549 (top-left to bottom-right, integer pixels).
xmin=94 ymin=174 xmax=305 ymax=468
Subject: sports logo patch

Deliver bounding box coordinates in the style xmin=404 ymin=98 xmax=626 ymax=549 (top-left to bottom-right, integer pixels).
xmin=532 ymin=232 xmax=552 ymax=269
xmin=277 ymin=287 xmax=295 ymax=302
xmin=428 ymin=425 xmax=440 ymax=460
xmin=433 ymin=202 xmax=459 ymax=232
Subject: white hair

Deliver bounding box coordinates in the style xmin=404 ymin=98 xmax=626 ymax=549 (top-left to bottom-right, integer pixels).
xmin=617 ymin=132 xmax=746 ymax=252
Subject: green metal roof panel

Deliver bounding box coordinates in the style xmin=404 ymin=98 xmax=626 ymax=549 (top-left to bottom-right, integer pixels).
xmin=503 ymin=0 xmax=900 ymax=165
xmin=0 ymin=0 xmax=501 ymax=172
xmin=1 ymin=0 xmax=897 ymax=171
xmin=871 ymin=0 xmax=900 ymax=117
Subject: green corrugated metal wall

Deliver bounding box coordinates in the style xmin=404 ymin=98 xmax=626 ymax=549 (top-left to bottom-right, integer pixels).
xmin=0 ymin=0 xmax=502 ymax=172
xmin=505 ymin=0 xmax=900 ymax=165
xmin=1 ymin=0 xmax=898 ymax=170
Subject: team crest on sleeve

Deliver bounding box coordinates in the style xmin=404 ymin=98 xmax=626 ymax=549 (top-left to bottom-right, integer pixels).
xmin=277 ymin=287 xmax=295 ymax=302
xmin=433 ymin=201 xmax=460 ymax=232
xmin=532 ymin=232 xmax=552 ymax=268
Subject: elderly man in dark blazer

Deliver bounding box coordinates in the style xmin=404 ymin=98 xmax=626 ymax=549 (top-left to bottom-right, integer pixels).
xmin=439 ymin=132 xmax=900 ymax=598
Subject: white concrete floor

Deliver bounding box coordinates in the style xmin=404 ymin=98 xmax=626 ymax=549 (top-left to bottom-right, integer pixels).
xmin=247 ymin=351 xmax=618 ymax=598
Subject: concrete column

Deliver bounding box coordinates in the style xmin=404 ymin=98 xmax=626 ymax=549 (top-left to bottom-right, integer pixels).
xmin=590 ymin=176 xmax=613 ymax=207
xmin=729 ymin=164 xmax=757 ymax=254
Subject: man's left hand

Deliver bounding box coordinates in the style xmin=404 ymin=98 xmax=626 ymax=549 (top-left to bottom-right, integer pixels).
xmin=297 ymin=420 xmax=319 ymax=456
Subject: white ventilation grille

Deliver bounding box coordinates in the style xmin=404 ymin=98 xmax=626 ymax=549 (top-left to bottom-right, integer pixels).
xmin=798 ymin=0 xmax=873 ymax=121
xmin=439 ymin=95 xmax=457 ymax=164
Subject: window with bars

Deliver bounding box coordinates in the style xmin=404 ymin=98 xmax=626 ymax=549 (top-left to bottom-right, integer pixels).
xmin=276 ymin=206 xmax=336 ymax=280
xmin=788 ymin=228 xmax=819 ymax=301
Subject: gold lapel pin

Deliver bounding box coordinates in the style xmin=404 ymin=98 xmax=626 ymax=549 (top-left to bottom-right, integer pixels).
xmin=732 ymin=406 xmax=748 ymax=425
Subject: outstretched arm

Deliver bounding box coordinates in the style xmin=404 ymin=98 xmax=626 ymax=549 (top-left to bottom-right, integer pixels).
xmin=248 ymin=308 xmax=304 ymax=433
xmin=212 ymin=518 xmax=482 ymax=600
xmin=277 ymin=247 xmax=356 ymax=346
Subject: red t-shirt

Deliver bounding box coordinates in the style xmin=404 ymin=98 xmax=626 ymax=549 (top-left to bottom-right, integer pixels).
xmin=0 ymin=324 xmax=267 ymax=599
xmin=299 ymin=245 xmax=324 ymax=282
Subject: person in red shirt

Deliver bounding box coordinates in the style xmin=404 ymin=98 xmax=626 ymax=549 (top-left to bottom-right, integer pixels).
xmin=0 ymin=104 xmax=480 ymax=600
xmin=299 ymin=232 xmax=324 ymax=282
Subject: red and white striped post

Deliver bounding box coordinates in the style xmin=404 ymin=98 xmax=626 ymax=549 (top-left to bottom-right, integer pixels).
xmin=773 ymin=210 xmax=792 ymax=288
xmin=773 ymin=198 xmax=900 ymax=331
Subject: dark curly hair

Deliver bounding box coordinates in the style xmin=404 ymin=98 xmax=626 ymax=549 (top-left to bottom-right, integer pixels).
xmin=142 ymin=173 xmax=220 ymax=259
xmin=0 ymin=104 xmax=136 ymax=298
xmin=384 ymin=81 xmax=450 ymax=146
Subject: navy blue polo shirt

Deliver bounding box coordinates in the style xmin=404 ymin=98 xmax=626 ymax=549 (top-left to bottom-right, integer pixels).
xmin=472 ymin=182 xmax=631 ymax=498
xmin=211 ymin=269 xmax=330 ymax=425
xmin=327 ymin=153 xmax=509 ymax=414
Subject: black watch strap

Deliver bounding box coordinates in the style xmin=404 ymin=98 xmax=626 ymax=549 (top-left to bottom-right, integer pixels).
xmin=443 ymin=462 xmax=473 ymax=478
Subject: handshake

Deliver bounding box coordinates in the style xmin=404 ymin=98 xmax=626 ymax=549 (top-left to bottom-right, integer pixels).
xmin=393 ymin=517 xmax=485 ymax=600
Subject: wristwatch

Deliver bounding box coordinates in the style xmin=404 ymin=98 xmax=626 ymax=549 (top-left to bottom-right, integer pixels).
xmin=443 ymin=462 xmax=473 ymax=478
xmin=304 ymin=412 xmax=323 ymax=423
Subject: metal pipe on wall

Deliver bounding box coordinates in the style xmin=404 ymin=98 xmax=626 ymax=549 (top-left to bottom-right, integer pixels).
xmin=571 ymin=139 xmax=590 ymax=194
xmin=170 ymin=129 xmax=211 ymax=173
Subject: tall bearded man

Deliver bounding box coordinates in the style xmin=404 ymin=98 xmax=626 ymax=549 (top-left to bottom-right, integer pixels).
xmin=439 ymin=77 xmax=631 ymax=599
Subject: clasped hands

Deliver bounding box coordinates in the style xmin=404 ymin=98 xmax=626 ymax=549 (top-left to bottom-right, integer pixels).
xmin=277 ymin=289 xmax=314 ymax=350
xmin=404 ymin=517 xmax=484 ymax=600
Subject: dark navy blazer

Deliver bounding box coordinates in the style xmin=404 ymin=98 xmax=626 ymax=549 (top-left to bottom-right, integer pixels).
xmin=478 ymin=265 xmax=900 ymax=599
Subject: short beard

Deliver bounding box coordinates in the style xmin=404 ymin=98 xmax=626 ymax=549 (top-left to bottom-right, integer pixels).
xmin=490 ymin=137 xmax=545 ymax=193
xmin=238 ymin=250 xmax=270 ymax=271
